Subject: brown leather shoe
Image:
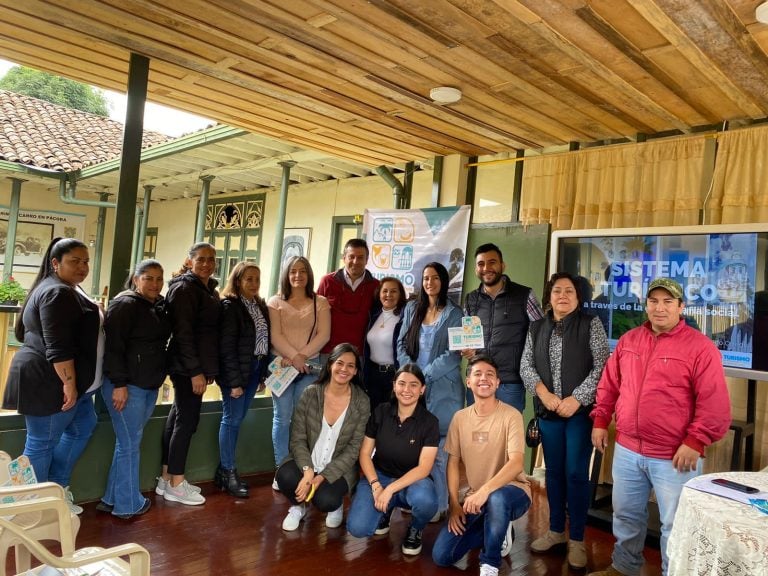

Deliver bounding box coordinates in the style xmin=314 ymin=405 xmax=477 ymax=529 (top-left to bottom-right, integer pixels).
xmin=568 ymin=540 xmax=587 ymax=569
xmin=530 ymin=530 xmax=567 ymax=552
xmin=586 ymin=566 xmax=628 ymax=576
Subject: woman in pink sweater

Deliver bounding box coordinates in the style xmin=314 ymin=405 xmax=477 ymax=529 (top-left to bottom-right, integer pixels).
xmin=267 ymin=256 xmax=331 ymax=484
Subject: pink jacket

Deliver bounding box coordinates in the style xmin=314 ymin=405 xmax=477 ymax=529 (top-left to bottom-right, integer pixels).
xmin=591 ymin=319 xmax=730 ymax=459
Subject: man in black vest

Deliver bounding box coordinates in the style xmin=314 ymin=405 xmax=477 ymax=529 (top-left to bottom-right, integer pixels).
xmin=463 ymin=243 xmax=543 ymax=412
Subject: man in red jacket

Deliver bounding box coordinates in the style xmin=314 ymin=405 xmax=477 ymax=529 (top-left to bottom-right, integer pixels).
xmin=588 ymin=278 xmax=730 ymax=576
xmin=317 ymin=238 xmax=379 ymax=356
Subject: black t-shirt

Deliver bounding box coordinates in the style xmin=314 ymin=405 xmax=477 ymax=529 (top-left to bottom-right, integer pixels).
xmin=367 ymin=401 xmax=440 ymax=478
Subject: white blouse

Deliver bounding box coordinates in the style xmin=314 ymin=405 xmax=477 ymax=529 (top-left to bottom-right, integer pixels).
xmin=311 ymin=406 xmax=349 ymax=472
xmin=366 ymin=309 xmax=399 ymax=365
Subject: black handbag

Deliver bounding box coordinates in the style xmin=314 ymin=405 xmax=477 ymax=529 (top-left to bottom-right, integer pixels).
xmin=526 ymin=417 xmax=541 ymax=448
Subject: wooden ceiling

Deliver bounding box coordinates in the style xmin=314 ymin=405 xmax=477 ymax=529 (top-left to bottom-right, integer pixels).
xmin=0 ymin=0 xmax=767 ymax=168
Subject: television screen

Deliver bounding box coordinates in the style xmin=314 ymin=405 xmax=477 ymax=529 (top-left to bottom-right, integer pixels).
xmin=551 ymin=225 xmax=768 ymax=380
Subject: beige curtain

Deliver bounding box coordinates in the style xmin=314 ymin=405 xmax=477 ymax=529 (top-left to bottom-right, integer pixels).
xmin=521 ymin=137 xmax=707 ymax=230
xmin=708 ymin=124 xmax=768 ymax=225
xmin=517 ymin=152 xmax=577 ymax=230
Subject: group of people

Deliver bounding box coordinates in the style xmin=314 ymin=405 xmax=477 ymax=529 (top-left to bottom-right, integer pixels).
xmin=1 ymin=236 xmax=732 ymax=576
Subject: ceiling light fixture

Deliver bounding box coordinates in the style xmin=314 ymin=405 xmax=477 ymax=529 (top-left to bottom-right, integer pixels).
xmin=429 ymin=86 xmax=462 ymax=105
xmin=757 ymin=1 xmax=768 ymax=23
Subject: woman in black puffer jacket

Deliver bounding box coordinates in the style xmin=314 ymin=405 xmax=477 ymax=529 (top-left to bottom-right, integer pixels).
xmin=156 ymin=242 xmax=220 ymax=506
xmin=215 ymin=262 xmax=270 ymax=497
xmin=99 ymin=259 xmax=171 ymax=519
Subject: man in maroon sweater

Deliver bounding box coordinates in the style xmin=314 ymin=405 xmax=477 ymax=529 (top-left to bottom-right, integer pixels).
xmin=318 ymin=238 xmax=380 ymax=356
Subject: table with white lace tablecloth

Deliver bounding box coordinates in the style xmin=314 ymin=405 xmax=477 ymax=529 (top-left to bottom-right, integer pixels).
xmin=667 ymin=471 xmax=768 ymax=576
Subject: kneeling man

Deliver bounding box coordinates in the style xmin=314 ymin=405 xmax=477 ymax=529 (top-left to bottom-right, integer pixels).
xmin=432 ymin=355 xmax=531 ymax=576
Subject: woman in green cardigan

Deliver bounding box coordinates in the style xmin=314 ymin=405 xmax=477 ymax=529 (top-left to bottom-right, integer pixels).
xmin=276 ymin=342 xmax=370 ymax=531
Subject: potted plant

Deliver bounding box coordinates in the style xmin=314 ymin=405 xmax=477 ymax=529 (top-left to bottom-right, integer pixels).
xmin=0 ymin=276 xmax=27 ymax=305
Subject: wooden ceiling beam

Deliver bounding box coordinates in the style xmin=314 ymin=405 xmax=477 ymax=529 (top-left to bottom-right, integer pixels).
xmin=509 ymin=0 xmax=707 ymax=131
xmin=189 ymin=0 xmax=539 ymax=148
xmin=112 ymin=0 xmax=522 ymax=151
xmin=7 ymin=0 xmax=454 ymax=160
xmin=625 ymin=0 xmax=765 ymax=117
xmin=575 ymin=5 xmax=721 ymax=124
xmin=674 ymin=0 xmax=768 ymax=111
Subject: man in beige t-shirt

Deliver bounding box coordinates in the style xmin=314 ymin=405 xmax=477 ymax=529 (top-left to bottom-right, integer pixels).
xmin=431 ymin=355 xmax=531 ymax=576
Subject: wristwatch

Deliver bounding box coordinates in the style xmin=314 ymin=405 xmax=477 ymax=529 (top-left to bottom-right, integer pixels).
xmin=302 ymin=465 xmax=310 ymax=472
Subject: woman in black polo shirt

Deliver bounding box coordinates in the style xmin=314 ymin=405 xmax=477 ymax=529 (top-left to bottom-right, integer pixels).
xmin=346 ymin=363 xmax=439 ymax=557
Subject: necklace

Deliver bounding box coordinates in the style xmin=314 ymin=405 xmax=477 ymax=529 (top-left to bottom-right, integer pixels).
xmin=379 ymin=309 xmax=398 ymax=328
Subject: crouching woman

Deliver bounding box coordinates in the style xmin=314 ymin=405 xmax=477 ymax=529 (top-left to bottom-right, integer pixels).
xmin=276 ymin=343 xmax=370 ymax=531
xmin=347 ymin=363 xmax=439 ymax=556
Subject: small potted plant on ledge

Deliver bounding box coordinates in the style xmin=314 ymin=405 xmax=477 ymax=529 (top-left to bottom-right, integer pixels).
xmin=0 ymin=276 xmax=27 ymax=306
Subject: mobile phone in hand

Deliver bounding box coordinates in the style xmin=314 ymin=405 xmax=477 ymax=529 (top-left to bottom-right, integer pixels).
xmin=711 ymin=478 xmax=759 ymax=494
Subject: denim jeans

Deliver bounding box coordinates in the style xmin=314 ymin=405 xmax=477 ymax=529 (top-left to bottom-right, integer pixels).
xmin=539 ymin=411 xmax=593 ymax=540
xmin=347 ymin=470 xmax=438 ymax=537
xmin=466 ymin=381 xmax=526 ymax=413
xmin=101 ymin=378 xmax=157 ymax=515
xmin=611 ymin=443 xmax=702 ymax=576
xmin=432 ymin=436 xmax=448 ymax=512
xmin=24 ymin=390 xmax=97 ymax=486
xmin=219 ymin=357 xmax=263 ymax=470
xmin=271 ymin=370 xmax=314 ymax=466
xmin=432 ymin=485 xmax=531 ymax=569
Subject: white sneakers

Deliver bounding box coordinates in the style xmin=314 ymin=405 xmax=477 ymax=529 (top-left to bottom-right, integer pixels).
xmin=63 ymin=486 xmax=83 ymax=515
xmin=501 ymin=521 xmax=514 ymax=557
xmin=479 ymin=564 xmax=499 ymax=576
xmin=282 ymin=504 xmax=307 ymax=531
xmin=155 ymin=476 xmax=202 ymax=497
xmin=326 ymin=505 xmax=344 ymax=528
xmin=272 ymin=476 xmax=279 ymax=491
xmin=163 ymin=479 xmax=206 ymax=505
xmin=282 ymin=503 xmax=344 ymax=530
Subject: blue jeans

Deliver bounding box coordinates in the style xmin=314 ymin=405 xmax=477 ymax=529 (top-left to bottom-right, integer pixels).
xmin=432 ymin=485 xmax=531 ymax=569
xmin=347 ymin=470 xmax=438 ymax=537
xmin=24 ymin=390 xmax=97 ymax=486
xmin=101 ymin=378 xmax=157 ymax=516
xmin=219 ymin=357 xmax=263 ymax=470
xmin=432 ymin=436 xmax=448 ymax=512
xmin=466 ymin=381 xmax=526 ymax=413
xmin=611 ymin=443 xmax=702 ymax=576
xmin=539 ymin=411 xmax=593 ymax=540
xmin=271 ymin=370 xmax=314 ymax=465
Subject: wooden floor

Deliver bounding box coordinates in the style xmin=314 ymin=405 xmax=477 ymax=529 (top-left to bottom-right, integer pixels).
xmin=31 ymin=475 xmax=661 ymax=576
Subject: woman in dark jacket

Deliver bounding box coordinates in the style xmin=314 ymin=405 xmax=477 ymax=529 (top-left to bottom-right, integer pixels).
xmin=521 ymin=272 xmax=609 ymax=569
xmin=363 ymin=277 xmax=406 ymax=412
xmin=99 ymin=259 xmax=171 ymax=519
xmin=156 ymin=242 xmax=220 ymax=506
xmin=215 ymin=262 xmax=270 ymax=498
xmin=2 ymin=238 xmax=99 ymax=512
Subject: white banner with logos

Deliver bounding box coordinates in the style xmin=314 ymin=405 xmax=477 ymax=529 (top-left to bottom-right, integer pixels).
xmin=363 ymin=206 xmax=471 ymax=301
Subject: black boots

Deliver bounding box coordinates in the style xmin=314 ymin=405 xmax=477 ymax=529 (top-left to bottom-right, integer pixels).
xmin=215 ymin=465 xmax=249 ymax=498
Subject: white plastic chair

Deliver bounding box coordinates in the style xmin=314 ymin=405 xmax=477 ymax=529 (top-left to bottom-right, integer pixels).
xmin=0 ymin=500 xmax=149 ymax=575
xmin=0 ymin=451 xmax=80 ymax=576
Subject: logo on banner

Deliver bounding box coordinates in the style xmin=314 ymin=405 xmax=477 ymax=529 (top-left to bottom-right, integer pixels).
xmin=364 ymin=206 xmax=471 ymax=298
